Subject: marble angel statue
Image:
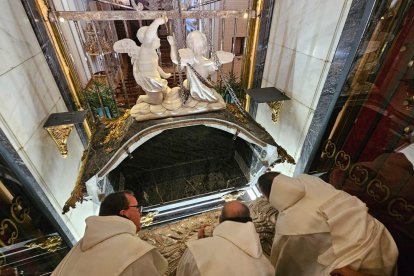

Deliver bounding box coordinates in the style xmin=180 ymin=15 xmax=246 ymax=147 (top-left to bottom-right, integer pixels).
xmin=167 ymin=30 xmax=235 ymax=103
xmin=114 ymin=17 xmax=171 ymax=106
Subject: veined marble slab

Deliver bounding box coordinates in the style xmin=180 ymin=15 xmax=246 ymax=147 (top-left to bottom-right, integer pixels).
xmin=270 ymin=0 xmax=350 ymax=61
xmin=0 ymin=0 xmax=42 ymax=76
xmin=0 ymin=53 xmax=63 ymax=148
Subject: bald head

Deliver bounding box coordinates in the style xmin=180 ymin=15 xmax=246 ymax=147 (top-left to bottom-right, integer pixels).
xmin=219 ymin=201 xmax=251 ymax=223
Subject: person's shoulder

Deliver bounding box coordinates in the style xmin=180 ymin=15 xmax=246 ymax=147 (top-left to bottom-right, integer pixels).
xmin=116 ymin=234 xmax=156 ymax=251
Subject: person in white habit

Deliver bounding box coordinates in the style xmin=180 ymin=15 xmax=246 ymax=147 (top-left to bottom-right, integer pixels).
xmin=176 ymin=201 xmax=274 ymax=276
xmin=257 ymin=172 xmax=398 ymax=276
xmin=52 ymin=191 xmax=167 ymax=276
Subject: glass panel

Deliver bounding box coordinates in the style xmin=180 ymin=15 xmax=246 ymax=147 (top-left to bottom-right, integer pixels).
xmin=0 ymin=157 xmax=69 ymax=275
xmin=311 ymin=1 xmax=414 ymax=173
xmin=309 ymin=2 xmax=414 ymax=274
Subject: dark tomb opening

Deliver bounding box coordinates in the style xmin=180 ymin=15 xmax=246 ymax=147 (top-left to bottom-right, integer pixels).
xmin=108 ymin=125 xmax=259 ymax=207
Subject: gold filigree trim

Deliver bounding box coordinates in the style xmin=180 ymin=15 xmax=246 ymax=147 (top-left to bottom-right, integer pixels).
xmin=367 ymin=179 xmax=390 ymax=203
xmin=140 ymin=211 xmax=159 ymax=227
xmin=321 ymin=139 xmax=336 ymax=159
xmin=268 ymin=101 xmax=283 ymax=123
xmin=227 ymin=104 xmax=249 ymax=124
xmin=387 ymin=197 xmax=414 ymax=224
xmin=62 ymin=137 xmax=92 ymax=214
xmin=0 ymin=219 xmax=18 ymax=246
xmin=25 ymin=236 xmax=63 ymax=253
xmin=221 ymin=191 xmax=246 ymax=202
xmin=335 ymin=150 xmax=351 ymax=171
xmin=45 ymin=124 xmax=74 ymax=158
xmin=101 ymin=110 xmax=130 ymax=145
xmin=11 ymin=196 xmax=30 ymax=224
xmin=349 ymin=164 xmax=369 ymax=186
xmin=276 ymin=146 xmax=296 ymax=165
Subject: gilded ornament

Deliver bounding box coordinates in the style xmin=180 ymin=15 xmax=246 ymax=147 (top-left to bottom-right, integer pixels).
xmin=349 ymin=164 xmax=369 ymax=186
xmin=334 ymin=150 xmax=351 ymax=171
xmin=0 ymin=219 xmax=18 ymax=246
xmin=45 ymin=124 xmax=74 ymax=158
xmin=25 ymin=236 xmax=63 ymax=253
xmin=366 ymin=179 xmax=390 ymax=203
xmin=221 ymin=190 xmax=246 ymax=202
xmin=276 ymin=146 xmax=296 ymax=165
xmin=140 ymin=211 xmax=160 ymax=227
xmin=10 ymin=196 xmax=30 ymax=224
xmin=102 ymin=110 xmax=130 ymax=145
xmin=268 ymin=101 xmax=284 ymax=123
xmin=227 ymin=104 xmax=249 ymax=124
xmin=321 ymin=140 xmax=336 ymax=159
xmin=387 ymin=197 xmax=414 ymax=224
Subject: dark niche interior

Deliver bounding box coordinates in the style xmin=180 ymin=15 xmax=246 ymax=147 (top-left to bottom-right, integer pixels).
xmin=108 ymin=125 xmax=258 ymax=207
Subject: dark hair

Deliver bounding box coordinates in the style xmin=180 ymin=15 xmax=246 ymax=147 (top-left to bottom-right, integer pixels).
xmin=99 ymin=191 xmax=134 ymax=216
xmin=219 ymin=202 xmax=252 ymax=223
xmin=257 ymin=172 xmax=280 ymax=198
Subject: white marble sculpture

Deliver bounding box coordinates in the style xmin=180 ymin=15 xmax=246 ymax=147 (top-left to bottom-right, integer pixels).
xmin=114 ymin=17 xmax=171 ymax=106
xmin=114 ymin=23 xmax=229 ymax=121
xmin=168 ymin=31 xmax=234 ymax=104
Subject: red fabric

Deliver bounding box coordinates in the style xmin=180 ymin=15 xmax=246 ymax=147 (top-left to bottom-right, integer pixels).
xmin=329 ymin=152 xmax=414 ymax=275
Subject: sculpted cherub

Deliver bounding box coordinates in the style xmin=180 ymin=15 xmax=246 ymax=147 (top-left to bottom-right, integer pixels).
xmin=114 ymin=17 xmax=171 ymax=105
xmin=167 ymin=31 xmax=234 ymax=103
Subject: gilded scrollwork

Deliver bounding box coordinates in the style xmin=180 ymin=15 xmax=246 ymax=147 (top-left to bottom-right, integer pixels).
xmin=101 ymin=111 xmax=131 ymax=145
xmin=349 ymin=164 xmax=369 ymax=186
xmin=10 ymin=196 xmax=30 ymax=224
xmin=276 ymin=146 xmax=296 ymax=165
xmin=221 ymin=190 xmax=246 ymax=202
xmin=45 ymin=124 xmax=74 ymax=158
xmin=321 ymin=140 xmax=336 ymax=159
xmin=335 ymin=150 xmax=351 ymax=171
xmin=387 ymin=197 xmax=414 ymax=224
xmin=366 ymin=179 xmax=390 ymax=203
xmin=268 ymin=101 xmax=284 ymax=123
xmin=226 ymin=104 xmax=249 ymax=125
xmin=25 ymin=235 xmax=63 ymax=253
xmin=140 ymin=211 xmax=160 ymax=227
xmin=0 ymin=219 xmax=18 ymax=246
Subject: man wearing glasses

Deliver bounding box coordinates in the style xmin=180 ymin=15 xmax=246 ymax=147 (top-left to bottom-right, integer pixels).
xmin=52 ymin=191 xmax=167 ymax=276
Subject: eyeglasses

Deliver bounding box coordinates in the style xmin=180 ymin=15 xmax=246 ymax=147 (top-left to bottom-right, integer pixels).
xmin=128 ymin=205 xmax=143 ymax=213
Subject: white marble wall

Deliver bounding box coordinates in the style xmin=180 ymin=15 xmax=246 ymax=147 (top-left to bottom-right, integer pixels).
xmin=0 ymin=0 xmax=93 ymax=240
xmin=52 ymin=0 xmax=91 ymax=87
xmin=258 ymin=0 xmax=352 ymax=175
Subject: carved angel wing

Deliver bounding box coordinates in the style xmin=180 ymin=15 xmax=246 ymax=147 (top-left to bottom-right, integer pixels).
xmin=215 ymin=50 xmax=235 ymax=64
xmin=113 ymin=39 xmax=140 ymax=62
xmin=178 ymin=48 xmax=195 ymax=65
